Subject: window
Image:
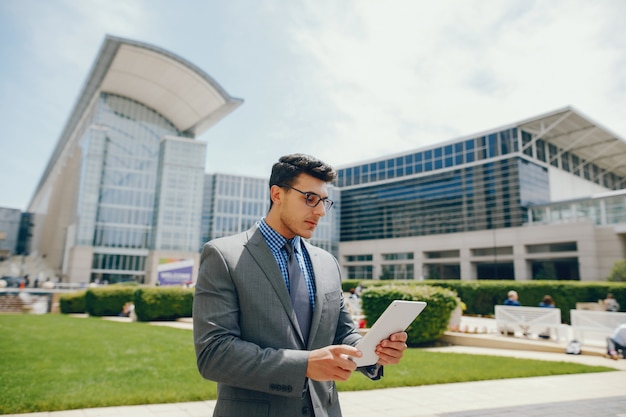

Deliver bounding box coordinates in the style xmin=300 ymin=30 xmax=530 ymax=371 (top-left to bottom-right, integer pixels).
xmin=381 ymin=264 xmax=414 ymax=280
xmin=536 ymin=139 xmax=546 ymax=162
xmin=472 ymin=247 xmax=513 ymax=256
xmin=465 ymin=139 xmax=475 ymax=162
xmin=344 ymin=254 xmax=373 ymax=262
xmin=346 ymin=265 xmax=373 ymax=279
xmin=548 ymin=144 xmax=559 ymax=167
xmin=487 ymin=133 xmax=498 ymax=158
xmin=522 ymin=131 xmax=533 ymax=157
xmin=382 ymin=252 xmax=414 ymax=261
xmin=425 ymin=250 xmax=460 ymax=259
xmin=526 ymin=242 xmax=577 ymax=253
xmin=562 ymin=152 xmax=570 ymax=172
xmin=425 ymin=263 xmax=460 ymax=279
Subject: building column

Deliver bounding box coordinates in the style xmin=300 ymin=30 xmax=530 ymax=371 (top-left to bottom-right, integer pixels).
xmin=460 ymin=247 xmax=472 ymax=280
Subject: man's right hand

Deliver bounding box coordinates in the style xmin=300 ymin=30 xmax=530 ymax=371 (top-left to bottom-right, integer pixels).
xmin=306 ymin=345 xmax=361 ymax=381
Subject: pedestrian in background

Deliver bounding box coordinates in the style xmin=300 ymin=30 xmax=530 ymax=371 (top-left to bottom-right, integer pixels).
xmin=504 ymin=290 xmax=521 ymax=306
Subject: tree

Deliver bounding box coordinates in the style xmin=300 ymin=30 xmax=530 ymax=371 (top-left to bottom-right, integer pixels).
xmin=607 ymin=259 xmax=626 ymax=282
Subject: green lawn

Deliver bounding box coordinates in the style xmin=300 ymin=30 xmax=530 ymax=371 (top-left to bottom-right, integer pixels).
xmin=0 ymin=314 xmax=614 ymax=414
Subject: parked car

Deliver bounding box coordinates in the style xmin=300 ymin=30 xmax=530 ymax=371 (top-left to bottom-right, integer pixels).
xmin=0 ymin=276 xmax=25 ymax=288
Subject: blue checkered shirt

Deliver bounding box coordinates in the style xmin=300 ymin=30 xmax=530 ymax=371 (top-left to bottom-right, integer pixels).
xmin=258 ymin=219 xmax=316 ymax=311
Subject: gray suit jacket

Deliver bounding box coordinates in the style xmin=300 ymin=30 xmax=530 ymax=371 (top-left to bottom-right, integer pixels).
xmin=193 ymin=224 xmax=362 ymax=417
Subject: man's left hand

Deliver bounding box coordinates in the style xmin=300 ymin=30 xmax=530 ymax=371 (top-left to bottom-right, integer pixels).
xmin=375 ymin=331 xmax=408 ymax=365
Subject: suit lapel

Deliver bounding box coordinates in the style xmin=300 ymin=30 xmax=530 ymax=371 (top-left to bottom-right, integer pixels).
xmin=305 ymin=242 xmax=326 ymax=347
xmin=244 ymin=226 xmax=304 ymax=343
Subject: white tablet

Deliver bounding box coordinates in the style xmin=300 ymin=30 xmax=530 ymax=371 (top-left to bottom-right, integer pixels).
xmin=351 ymin=300 xmax=427 ymax=367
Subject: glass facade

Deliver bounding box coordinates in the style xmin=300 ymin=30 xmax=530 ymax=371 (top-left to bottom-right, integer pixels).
xmin=529 ymin=190 xmax=626 ymax=226
xmin=202 ymin=174 xmax=269 ymax=243
xmin=75 ymin=93 xmax=197 ymax=283
xmin=0 ymin=208 xmax=22 ymax=259
xmin=15 ymin=212 xmax=33 ymax=255
xmin=337 ymin=128 xmax=519 ymax=188
xmin=153 ymin=137 xmax=206 ymax=251
xmin=340 ymin=157 xmax=548 ymax=241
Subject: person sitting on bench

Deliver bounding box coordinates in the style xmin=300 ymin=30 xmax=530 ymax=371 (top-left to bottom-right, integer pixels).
xmin=607 ymin=323 xmax=626 ymax=360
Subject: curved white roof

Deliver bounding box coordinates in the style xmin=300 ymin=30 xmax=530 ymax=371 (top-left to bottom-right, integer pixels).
xmin=99 ymin=36 xmax=243 ymax=134
xmin=518 ymin=106 xmax=626 ymax=179
xmin=72 ymin=35 xmax=243 ymax=136
xmin=30 ymin=35 xmax=243 ymax=207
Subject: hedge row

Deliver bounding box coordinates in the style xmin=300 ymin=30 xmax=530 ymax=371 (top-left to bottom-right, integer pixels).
xmin=63 ymin=282 xmax=459 ymax=344
xmin=343 ymin=279 xmax=626 ymax=324
xmin=60 ymin=285 xmax=194 ymax=322
xmin=133 ymin=287 xmax=193 ymax=322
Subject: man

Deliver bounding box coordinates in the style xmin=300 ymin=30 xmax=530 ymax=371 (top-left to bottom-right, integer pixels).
xmin=193 ymin=154 xmax=408 ymax=417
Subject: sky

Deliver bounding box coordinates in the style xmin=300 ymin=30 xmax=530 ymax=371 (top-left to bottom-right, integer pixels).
xmin=1 ymin=0 xmax=625 ymax=210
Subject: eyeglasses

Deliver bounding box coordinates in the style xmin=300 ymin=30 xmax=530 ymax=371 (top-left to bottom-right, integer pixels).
xmin=278 ymin=184 xmax=334 ymax=211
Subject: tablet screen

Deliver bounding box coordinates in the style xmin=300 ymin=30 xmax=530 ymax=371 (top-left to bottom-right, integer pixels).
xmin=351 ymin=300 xmax=427 ymax=367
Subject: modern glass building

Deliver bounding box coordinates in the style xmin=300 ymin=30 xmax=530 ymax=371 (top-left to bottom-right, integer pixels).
xmin=337 ymin=107 xmax=626 ymax=281
xmin=27 ymin=36 xmax=242 ymax=285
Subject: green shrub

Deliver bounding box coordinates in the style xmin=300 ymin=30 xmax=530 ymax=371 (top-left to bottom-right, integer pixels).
xmin=133 ymin=287 xmax=193 ymax=322
xmin=59 ymin=290 xmax=86 ymax=314
xmin=84 ymin=286 xmax=137 ymax=317
xmin=608 ymin=260 xmax=626 ymax=282
xmin=360 ymin=284 xmax=459 ymax=346
xmin=341 ymin=279 xmax=362 ymax=292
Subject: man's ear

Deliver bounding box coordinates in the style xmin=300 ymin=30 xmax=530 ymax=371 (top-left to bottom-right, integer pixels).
xmin=269 ymin=184 xmax=283 ymax=206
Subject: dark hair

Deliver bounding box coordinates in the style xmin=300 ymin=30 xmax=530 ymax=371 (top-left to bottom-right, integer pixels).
xmin=268 ymin=153 xmax=337 ymax=207
xmin=270 ymin=154 xmax=337 ymax=186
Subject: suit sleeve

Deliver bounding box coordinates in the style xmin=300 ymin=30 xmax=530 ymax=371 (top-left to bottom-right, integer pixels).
xmin=320 ymin=251 xmax=383 ymax=380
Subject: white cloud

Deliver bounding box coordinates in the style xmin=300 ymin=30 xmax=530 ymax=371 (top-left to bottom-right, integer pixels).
xmin=1 ymin=0 xmax=624 ymax=208
xmin=284 ymin=0 xmax=626 ymax=167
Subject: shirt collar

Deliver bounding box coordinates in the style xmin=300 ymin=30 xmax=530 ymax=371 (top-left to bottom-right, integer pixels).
xmin=258 ymin=218 xmax=302 ymax=253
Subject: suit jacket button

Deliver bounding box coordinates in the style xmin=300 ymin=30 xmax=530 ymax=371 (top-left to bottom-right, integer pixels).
xmin=301 ymin=406 xmax=309 ymax=415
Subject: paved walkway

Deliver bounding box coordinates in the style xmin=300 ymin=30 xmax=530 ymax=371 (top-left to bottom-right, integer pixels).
xmin=8 ymin=318 xmax=626 ymax=417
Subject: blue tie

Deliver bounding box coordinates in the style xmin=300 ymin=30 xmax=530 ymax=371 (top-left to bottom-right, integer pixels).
xmin=285 ymin=241 xmax=312 ymax=343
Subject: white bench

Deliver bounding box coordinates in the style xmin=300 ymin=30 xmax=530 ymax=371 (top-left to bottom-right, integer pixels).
xmin=570 ymin=309 xmax=626 ymax=343
xmin=495 ymin=305 xmax=566 ymax=342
